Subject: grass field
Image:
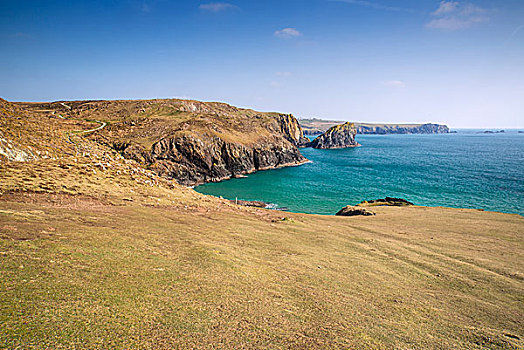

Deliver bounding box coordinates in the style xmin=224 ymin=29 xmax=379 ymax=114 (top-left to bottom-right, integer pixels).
xmin=1 ymin=187 xmax=522 ymax=348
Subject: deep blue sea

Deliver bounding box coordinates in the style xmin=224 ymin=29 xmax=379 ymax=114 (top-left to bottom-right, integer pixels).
xmin=195 ymin=130 xmax=524 ymax=215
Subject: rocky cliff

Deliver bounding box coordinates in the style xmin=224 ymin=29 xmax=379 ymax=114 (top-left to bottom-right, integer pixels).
xmin=299 ymin=119 xmax=449 ymax=135
xmin=307 ymin=122 xmax=360 ymax=149
xmin=14 ymin=99 xmax=309 ymax=186
xmin=279 ymin=114 xmax=310 ymax=147
xmin=123 ymin=133 xmax=306 ymax=186
xmin=356 ymin=123 xmax=449 ymax=134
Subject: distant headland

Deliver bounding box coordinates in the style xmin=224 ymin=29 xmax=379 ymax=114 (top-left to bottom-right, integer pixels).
xmin=299 ymin=118 xmax=449 ymax=135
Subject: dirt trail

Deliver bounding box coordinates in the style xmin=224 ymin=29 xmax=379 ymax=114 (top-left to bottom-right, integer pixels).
xmin=66 ymin=120 xmax=107 ymax=145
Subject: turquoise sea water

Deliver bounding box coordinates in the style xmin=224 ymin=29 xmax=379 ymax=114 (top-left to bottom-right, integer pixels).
xmin=195 ymin=131 xmax=524 ymax=215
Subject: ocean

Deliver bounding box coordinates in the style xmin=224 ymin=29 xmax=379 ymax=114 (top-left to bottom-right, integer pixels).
xmin=195 ymin=130 xmax=524 ymax=215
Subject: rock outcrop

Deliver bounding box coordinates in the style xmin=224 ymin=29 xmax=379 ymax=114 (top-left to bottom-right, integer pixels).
xmin=357 ymin=197 xmax=414 ymax=207
xmin=307 ymin=122 xmax=360 ymax=149
xmin=336 ymin=205 xmax=375 ymax=216
xmin=278 ymin=114 xmax=310 ymax=147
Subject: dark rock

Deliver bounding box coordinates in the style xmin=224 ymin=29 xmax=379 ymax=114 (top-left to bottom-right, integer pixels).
xmin=358 ymin=197 xmax=414 ymax=207
xmin=307 ymin=122 xmax=360 ymax=149
xmin=336 ymin=205 xmax=375 ymax=216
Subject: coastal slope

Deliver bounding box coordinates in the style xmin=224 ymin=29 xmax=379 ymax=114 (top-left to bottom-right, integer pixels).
xmin=1 ymin=98 xmax=523 ymax=349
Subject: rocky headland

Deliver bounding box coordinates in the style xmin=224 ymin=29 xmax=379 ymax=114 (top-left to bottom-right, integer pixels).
xmin=307 ymin=122 xmax=360 ymax=149
xmin=13 ymin=99 xmax=309 ymax=186
xmin=300 ymin=118 xmax=450 ymax=135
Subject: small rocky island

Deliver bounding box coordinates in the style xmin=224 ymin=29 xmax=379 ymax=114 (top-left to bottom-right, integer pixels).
xmin=307 ymin=122 xmax=360 ymax=149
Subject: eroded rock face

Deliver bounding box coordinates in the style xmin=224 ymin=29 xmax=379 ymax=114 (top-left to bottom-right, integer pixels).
xmin=308 ymin=122 xmax=360 ymax=149
xmin=336 ymin=205 xmax=375 ymax=216
xmin=278 ymin=114 xmax=310 ymax=147
xmin=118 ymin=133 xmax=306 ymax=186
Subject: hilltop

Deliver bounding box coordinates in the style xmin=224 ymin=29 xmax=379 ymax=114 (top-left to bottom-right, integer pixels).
xmin=0 ymin=98 xmax=522 ymax=349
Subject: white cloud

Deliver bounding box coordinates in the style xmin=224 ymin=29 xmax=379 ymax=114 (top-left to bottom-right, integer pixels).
xmin=274 ymin=28 xmax=301 ymax=39
xmin=270 ymin=81 xmax=281 ymax=87
xmin=427 ymin=1 xmax=488 ymax=30
xmin=276 ymin=72 xmax=292 ymax=77
xmin=381 ymin=80 xmax=406 ymax=88
xmin=199 ymin=3 xmax=235 ymax=12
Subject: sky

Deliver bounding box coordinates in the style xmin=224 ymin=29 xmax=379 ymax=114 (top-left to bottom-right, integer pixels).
xmin=1 ymin=0 xmax=523 ymax=128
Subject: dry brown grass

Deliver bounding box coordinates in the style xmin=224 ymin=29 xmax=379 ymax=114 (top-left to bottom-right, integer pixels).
xmin=0 ymin=160 xmax=522 ymax=349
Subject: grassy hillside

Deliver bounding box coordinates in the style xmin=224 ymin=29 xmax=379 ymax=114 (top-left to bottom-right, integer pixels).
xmin=1 ymin=99 xmax=523 ymax=349
xmin=15 ymin=99 xmax=292 ymax=148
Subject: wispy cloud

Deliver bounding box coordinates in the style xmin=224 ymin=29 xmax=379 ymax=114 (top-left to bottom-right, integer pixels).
xmin=330 ymin=0 xmax=418 ymax=14
xmin=427 ymin=1 xmax=489 ymax=30
xmin=274 ymin=28 xmax=301 ymax=39
xmin=199 ymin=2 xmax=235 ymax=12
xmin=276 ymin=72 xmax=292 ymax=77
xmin=381 ymin=80 xmax=406 ymax=88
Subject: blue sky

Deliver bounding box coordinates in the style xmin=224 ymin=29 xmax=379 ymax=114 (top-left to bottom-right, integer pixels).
xmin=1 ymin=0 xmax=523 ymax=127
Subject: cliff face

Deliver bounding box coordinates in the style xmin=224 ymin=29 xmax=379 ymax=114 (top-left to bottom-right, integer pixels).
xmin=356 ymin=123 xmax=449 ymax=134
xmin=278 ymin=114 xmax=310 ymax=147
xmin=116 ymin=128 xmax=307 ymax=186
xmin=143 ymin=134 xmax=304 ymax=185
xmin=308 ymin=122 xmax=360 ymax=149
